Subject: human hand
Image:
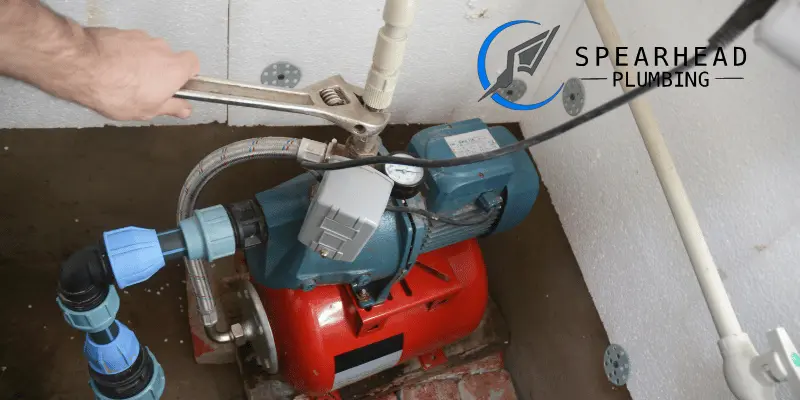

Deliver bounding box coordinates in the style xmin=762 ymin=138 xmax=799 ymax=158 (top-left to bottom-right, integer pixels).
xmin=76 ymin=27 xmax=200 ymax=121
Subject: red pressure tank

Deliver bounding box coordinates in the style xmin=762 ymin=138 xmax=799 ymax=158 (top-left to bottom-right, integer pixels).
xmin=255 ymin=239 xmax=488 ymax=395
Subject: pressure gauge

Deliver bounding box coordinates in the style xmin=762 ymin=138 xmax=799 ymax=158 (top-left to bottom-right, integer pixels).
xmin=383 ymin=153 xmax=424 ymax=199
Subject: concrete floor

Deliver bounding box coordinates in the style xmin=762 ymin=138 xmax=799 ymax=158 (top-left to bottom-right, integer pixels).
xmin=0 ymin=123 xmax=629 ymax=400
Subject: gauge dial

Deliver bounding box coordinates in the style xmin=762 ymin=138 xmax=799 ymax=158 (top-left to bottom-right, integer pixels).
xmin=383 ymin=153 xmax=424 ymax=199
xmin=385 ymin=154 xmax=424 ymax=187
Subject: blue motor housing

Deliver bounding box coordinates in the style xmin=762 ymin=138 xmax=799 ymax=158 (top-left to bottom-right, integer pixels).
xmin=246 ymin=119 xmax=539 ymax=291
xmin=410 ymin=119 xmax=540 ymax=248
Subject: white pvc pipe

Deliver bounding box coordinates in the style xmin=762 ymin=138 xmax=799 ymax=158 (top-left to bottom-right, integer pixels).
xmin=363 ymin=0 xmax=417 ymax=110
xmin=584 ymin=0 xmax=743 ymax=338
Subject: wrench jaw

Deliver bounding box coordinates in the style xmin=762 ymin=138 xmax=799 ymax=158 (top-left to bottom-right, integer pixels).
xmin=175 ymin=75 xmax=389 ymax=157
xmin=304 ymin=76 xmax=390 ymax=153
xmin=309 ymin=77 xmax=388 ymax=158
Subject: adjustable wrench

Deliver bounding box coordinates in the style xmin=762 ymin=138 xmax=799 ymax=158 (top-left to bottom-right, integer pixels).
xmin=175 ymin=75 xmax=390 ymax=137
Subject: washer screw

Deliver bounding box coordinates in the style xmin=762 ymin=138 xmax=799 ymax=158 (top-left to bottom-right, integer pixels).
xmin=320 ymin=249 xmax=330 ymax=258
xmin=496 ymin=79 xmax=527 ymax=102
xmin=562 ymin=77 xmax=586 ymax=116
xmin=604 ymin=343 xmax=631 ymax=386
xmin=356 ymin=289 xmax=370 ymax=302
xmin=261 ymin=61 xmax=302 ymax=88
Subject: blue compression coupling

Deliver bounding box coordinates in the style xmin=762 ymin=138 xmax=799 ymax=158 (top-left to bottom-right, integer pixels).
xmin=103 ymin=205 xmax=235 ymax=289
xmin=57 ymin=285 xmax=120 ymax=333
xmin=84 ymin=321 xmax=166 ymax=400
xmin=104 ymin=227 xmax=166 ymax=288
xmin=84 ymin=321 xmax=140 ymax=375
xmin=179 ymin=205 xmax=236 ymax=262
xmin=90 ymin=348 xmax=165 ymax=400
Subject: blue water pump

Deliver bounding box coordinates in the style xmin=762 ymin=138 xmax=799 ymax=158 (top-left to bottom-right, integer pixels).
xmin=247 ymin=120 xmax=539 ymax=305
xmin=55 ymin=119 xmax=538 ymax=399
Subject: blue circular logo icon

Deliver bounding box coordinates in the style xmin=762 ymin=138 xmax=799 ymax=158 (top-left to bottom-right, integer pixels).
xmin=477 ymin=20 xmax=564 ymax=110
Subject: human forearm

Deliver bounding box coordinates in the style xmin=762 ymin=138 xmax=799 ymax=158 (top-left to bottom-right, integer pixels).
xmin=0 ymin=0 xmax=96 ymax=103
xmin=0 ymin=0 xmax=199 ymax=120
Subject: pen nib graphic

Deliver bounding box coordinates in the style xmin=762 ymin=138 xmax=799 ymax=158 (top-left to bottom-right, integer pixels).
xmin=479 ymin=25 xmax=560 ymax=102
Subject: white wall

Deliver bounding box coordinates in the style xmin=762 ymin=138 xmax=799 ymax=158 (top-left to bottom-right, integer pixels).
xmin=0 ymin=0 xmax=581 ymax=129
xmin=524 ymin=2 xmax=800 ymax=399
xmin=226 ymin=0 xmax=581 ymax=126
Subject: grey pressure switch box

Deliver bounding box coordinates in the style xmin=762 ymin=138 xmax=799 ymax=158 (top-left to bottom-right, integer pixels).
xmin=298 ymin=166 xmax=394 ymax=262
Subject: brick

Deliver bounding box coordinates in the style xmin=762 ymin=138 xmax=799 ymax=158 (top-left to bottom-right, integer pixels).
xmin=401 ymin=380 xmax=459 ymax=400
xmin=448 ymin=353 xmax=504 ymax=376
xmin=458 ymin=371 xmax=517 ymax=400
xmin=419 ymin=353 xmax=505 ymax=384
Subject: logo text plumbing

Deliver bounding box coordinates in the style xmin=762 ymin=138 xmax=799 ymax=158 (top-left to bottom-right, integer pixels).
xmin=576 ymin=46 xmax=748 ymax=87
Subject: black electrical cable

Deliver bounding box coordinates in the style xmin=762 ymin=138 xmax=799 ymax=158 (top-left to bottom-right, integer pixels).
xmin=386 ymin=204 xmax=497 ymax=226
xmin=708 ymin=0 xmax=778 ymax=48
xmin=301 ymin=0 xmax=776 ymax=172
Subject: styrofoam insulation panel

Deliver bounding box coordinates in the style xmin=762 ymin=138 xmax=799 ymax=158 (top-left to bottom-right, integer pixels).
xmin=522 ymin=4 xmax=800 ymax=399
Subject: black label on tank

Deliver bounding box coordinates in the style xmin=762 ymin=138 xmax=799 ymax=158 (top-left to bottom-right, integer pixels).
xmin=334 ymin=334 xmax=404 ymax=373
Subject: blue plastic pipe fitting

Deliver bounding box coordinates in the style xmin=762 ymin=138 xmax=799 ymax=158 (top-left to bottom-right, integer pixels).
xmin=102 ymin=205 xmax=235 ymax=289
xmin=84 ymin=321 xmax=165 ymax=400
xmin=178 ymin=204 xmax=236 ymax=262
xmin=85 ymin=321 xmax=140 ymax=375
xmin=57 ymin=285 xmax=120 ymax=333
xmin=104 ymin=227 xmax=166 ymax=288
xmin=89 ymin=349 xmax=165 ymax=400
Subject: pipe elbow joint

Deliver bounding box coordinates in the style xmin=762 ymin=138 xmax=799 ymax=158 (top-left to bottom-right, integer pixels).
xmin=204 ymin=324 xmax=234 ymax=344
xmin=719 ymin=333 xmax=777 ymax=400
xmin=57 ymin=246 xmax=120 ymax=332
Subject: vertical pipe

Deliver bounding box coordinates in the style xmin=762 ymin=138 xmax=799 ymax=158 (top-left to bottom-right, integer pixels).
xmin=584 ymin=0 xmax=743 ymax=338
xmin=350 ymin=0 xmax=417 ymax=157
xmin=363 ymin=0 xmax=417 ymax=110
